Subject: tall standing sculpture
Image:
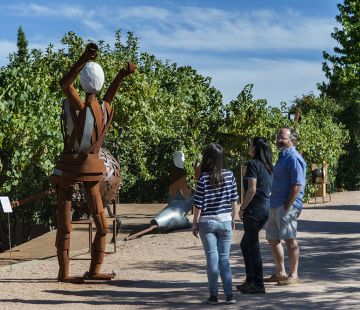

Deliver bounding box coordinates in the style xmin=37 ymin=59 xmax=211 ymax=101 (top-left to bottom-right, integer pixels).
xmin=52 ymin=43 xmax=136 ymax=282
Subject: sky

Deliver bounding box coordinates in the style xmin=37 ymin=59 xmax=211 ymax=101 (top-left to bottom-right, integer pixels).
xmin=0 ymin=0 xmax=341 ymax=106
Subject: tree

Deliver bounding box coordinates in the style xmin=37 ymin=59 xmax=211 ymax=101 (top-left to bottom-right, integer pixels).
xmin=0 ymin=28 xmax=350 ymax=249
xmin=221 ymin=87 xmax=349 ymax=200
xmin=292 ymin=95 xmax=349 ymax=196
xmin=15 ymin=26 xmax=29 ymax=64
xmin=319 ymin=0 xmax=360 ymax=189
xmin=220 ymin=84 xmax=288 ymax=168
xmin=0 ymin=29 xmax=224 ymax=248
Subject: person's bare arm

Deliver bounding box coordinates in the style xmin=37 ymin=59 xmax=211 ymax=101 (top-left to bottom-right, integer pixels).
xmin=192 ymin=207 xmax=201 ymax=238
xmin=284 ymin=184 xmax=301 ymax=210
xmin=239 ymin=178 xmax=256 ymax=220
xmin=59 ymin=43 xmax=98 ymax=110
xmin=231 ymin=201 xmax=238 ymax=230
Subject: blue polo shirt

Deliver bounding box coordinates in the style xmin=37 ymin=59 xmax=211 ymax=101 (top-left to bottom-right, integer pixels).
xmin=270 ymin=147 xmax=306 ymax=210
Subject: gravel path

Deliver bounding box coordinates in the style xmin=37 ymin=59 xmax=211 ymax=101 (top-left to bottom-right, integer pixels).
xmin=0 ymin=191 xmax=359 ymax=309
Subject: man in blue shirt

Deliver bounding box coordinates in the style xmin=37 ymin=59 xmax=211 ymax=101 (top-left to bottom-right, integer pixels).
xmin=264 ymin=127 xmax=306 ymax=286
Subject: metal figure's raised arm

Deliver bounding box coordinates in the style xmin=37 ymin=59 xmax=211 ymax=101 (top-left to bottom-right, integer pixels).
xmin=103 ymin=62 xmax=136 ymax=105
xmin=59 ymin=43 xmax=98 ymax=110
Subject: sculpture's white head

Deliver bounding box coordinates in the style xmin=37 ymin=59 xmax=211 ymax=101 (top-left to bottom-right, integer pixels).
xmin=173 ymin=151 xmax=185 ymax=169
xmin=80 ymin=61 xmax=104 ymax=94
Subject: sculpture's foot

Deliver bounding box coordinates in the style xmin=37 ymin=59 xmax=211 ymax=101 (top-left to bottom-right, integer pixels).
xmin=58 ymin=276 xmax=85 ymax=284
xmin=83 ymin=271 xmax=116 ymax=281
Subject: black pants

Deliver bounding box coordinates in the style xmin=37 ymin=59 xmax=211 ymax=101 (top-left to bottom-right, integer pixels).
xmin=240 ymin=209 xmax=268 ymax=286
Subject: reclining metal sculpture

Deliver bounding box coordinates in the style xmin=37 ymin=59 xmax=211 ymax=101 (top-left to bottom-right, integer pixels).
xmin=125 ymin=151 xmax=200 ymax=241
xmin=52 ymin=43 xmax=136 ymax=282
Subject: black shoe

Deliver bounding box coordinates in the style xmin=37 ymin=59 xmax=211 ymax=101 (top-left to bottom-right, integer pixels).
xmin=241 ymin=283 xmax=266 ymax=294
xmin=226 ymin=295 xmax=236 ymax=304
xmin=236 ymin=281 xmax=252 ymax=292
xmin=207 ymin=295 xmax=218 ymax=304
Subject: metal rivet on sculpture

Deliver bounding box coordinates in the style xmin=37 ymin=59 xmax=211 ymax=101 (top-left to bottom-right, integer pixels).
xmin=52 ymin=43 xmax=136 ymax=283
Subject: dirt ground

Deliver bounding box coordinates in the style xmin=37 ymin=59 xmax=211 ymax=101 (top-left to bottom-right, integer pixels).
xmin=0 ymin=191 xmax=359 ymax=309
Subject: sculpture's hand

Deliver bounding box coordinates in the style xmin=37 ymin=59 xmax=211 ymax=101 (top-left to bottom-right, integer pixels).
xmin=11 ymin=200 xmax=19 ymax=208
xmin=102 ymin=62 xmax=137 ymax=104
xmin=125 ymin=62 xmax=137 ymax=75
xmin=84 ymin=43 xmax=99 ymax=60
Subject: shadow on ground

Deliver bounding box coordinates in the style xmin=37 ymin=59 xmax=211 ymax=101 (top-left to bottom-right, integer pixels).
xmin=305 ymin=204 xmax=360 ymax=212
xmin=1 ymin=203 xmax=360 ymax=309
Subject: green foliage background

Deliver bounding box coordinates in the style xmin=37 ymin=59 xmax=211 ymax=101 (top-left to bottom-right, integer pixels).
xmin=319 ymin=0 xmax=360 ymax=190
xmin=0 ymin=29 xmax=349 ymax=248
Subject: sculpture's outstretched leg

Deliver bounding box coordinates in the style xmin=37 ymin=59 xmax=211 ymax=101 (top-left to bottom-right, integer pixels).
xmin=56 ymin=184 xmax=84 ymax=283
xmin=125 ymin=225 xmax=158 ymax=241
xmin=84 ymin=181 xmax=115 ymax=280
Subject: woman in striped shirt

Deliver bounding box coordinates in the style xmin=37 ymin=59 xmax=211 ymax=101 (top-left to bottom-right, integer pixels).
xmin=192 ymin=143 xmax=239 ymax=304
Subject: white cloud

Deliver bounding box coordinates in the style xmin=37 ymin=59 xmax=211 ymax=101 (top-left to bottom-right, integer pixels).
xmin=0 ymin=40 xmax=16 ymax=65
xmin=136 ymin=7 xmax=336 ymax=52
xmin=0 ymin=3 xmax=334 ymax=106
xmin=153 ymin=51 xmax=325 ymax=106
xmin=116 ymin=6 xmax=171 ymax=21
xmin=81 ymin=19 xmax=106 ymax=33
xmin=203 ymin=58 xmax=325 ymax=106
xmin=5 ymin=3 xmax=88 ymax=18
xmin=4 ymin=3 xmax=106 ymax=35
xmin=3 ymin=4 xmax=337 ymax=52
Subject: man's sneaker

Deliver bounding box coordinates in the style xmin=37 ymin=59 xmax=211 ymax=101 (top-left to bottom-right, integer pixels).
xmin=226 ymin=295 xmax=237 ymax=304
xmin=263 ymin=274 xmax=287 ymax=283
xmin=241 ymin=283 xmax=266 ymax=294
xmin=277 ymin=276 xmax=300 ymax=286
xmin=207 ymin=295 xmax=218 ymax=304
xmin=236 ymin=281 xmax=252 ymax=292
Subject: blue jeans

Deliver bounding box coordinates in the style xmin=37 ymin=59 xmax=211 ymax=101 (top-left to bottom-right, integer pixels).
xmin=199 ymin=221 xmax=233 ymax=296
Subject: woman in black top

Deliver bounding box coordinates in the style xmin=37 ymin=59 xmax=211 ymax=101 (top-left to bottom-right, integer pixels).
xmin=237 ymin=137 xmax=273 ymax=294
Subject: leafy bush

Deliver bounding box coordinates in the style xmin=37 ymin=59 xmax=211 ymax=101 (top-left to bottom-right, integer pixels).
xmin=0 ymin=30 xmax=349 ymax=248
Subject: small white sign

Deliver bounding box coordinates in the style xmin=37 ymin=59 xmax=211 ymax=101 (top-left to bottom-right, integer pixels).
xmin=0 ymin=196 xmax=13 ymax=213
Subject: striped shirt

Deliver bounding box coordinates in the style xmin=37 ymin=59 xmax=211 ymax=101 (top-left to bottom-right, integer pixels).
xmin=194 ymin=169 xmax=239 ymax=222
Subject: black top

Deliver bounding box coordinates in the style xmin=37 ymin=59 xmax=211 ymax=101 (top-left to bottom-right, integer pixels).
xmin=243 ymin=159 xmax=273 ymax=210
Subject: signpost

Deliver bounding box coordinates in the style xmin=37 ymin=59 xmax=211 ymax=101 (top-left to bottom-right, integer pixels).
xmin=0 ymin=196 xmax=13 ymax=271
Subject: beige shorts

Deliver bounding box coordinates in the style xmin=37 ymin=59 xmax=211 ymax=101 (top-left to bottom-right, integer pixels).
xmin=265 ymin=206 xmax=301 ymax=240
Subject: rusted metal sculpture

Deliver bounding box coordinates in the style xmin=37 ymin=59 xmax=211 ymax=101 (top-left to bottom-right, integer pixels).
xmin=11 ymin=148 xmax=122 ymax=251
xmin=12 ymin=148 xmax=121 ymax=215
xmin=125 ymin=151 xmax=200 ymax=241
xmin=99 ymin=148 xmax=122 ymax=208
xmin=52 ymin=43 xmax=136 ymax=282
xmin=71 ymin=148 xmax=122 ymax=234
